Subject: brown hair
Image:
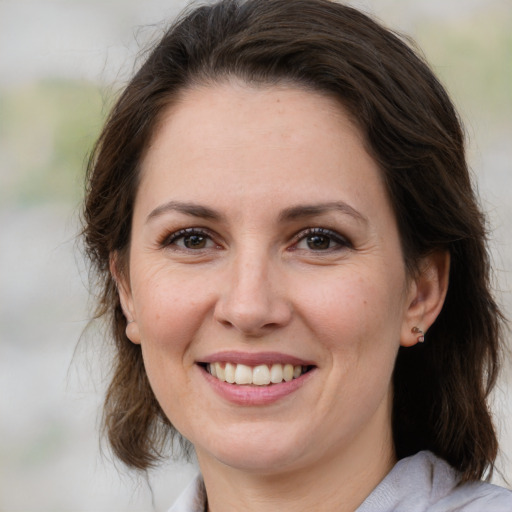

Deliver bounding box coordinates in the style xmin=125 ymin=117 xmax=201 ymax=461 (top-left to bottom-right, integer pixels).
xmin=82 ymin=0 xmax=505 ymax=480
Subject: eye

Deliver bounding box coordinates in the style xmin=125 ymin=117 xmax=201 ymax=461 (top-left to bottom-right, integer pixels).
xmin=293 ymin=228 xmax=350 ymax=252
xmin=162 ymin=228 xmax=218 ymax=250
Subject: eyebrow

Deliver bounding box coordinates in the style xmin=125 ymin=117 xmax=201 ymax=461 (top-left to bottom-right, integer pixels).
xmin=278 ymin=201 xmax=368 ymax=224
xmin=146 ymin=200 xmax=367 ymax=225
xmin=146 ymin=201 xmax=224 ymax=224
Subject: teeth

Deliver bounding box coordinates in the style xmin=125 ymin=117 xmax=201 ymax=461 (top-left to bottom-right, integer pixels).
xmin=283 ymin=364 xmax=294 ymax=382
xmin=208 ymin=362 xmax=307 ymax=386
xmin=234 ymin=364 xmax=252 ymax=385
xmin=216 ymin=363 xmax=226 ymax=381
xmin=270 ymin=363 xmax=283 ymax=383
xmin=252 ymin=365 xmax=271 ymax=386
xmin=225 ymin=362 xmax=236 ymax=383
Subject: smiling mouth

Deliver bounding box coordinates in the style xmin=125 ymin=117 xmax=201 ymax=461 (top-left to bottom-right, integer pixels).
xmin=203 ymin=362 xmax=314 ymax=386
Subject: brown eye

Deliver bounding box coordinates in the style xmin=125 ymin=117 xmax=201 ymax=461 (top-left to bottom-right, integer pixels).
xmin=294 ymin=228 xmax=351 ymax=252
xmin=164 ymin=228 xmax=217 ymax=250
xmin=306 ymin=234 xmax=331 ymax=250
xmin=183 ymin=234 xmax=207 ymax=249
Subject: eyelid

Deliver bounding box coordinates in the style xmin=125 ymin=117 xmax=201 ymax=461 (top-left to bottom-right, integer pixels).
xmin=290 ymin=227 xmax=352 ymax=251
xmin=158 ymin=226 xmax=351 ymax=252
xmin=159 ymin=227 xmax=220 ymax=249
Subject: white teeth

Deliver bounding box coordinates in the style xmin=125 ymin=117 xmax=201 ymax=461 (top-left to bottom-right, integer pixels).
xmin=252 ymin=365 xmax=271 ymax=386
xmin=270 ymin=364 xmax=283 ymax=383
xmin=234 ymin=364 xmax=252 ymax=385
xmin=215 ymin=362 xmax=225 ymax=381
xmin=225 ymin=362 xmax=236 ymax=383
xmin=207 ymin=362 xmax=307 ymax=386
xmin=283 ymin=364 xmax=294 ymax=382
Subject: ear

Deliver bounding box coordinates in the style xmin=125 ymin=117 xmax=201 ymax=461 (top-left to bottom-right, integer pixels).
xmin=400 ymin=251 xmax=450 ymax=347
xmin=109 ymin=252 xmax=141 ymax=345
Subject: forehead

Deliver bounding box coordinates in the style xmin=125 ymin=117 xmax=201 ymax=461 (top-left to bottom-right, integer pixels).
xmin=156 ymin=81 xmax=359 ymax=138
xmin=142 ymin=84 xmax=374 ymax=179
xmin=135 ymin=82 xmax=392 ymax=227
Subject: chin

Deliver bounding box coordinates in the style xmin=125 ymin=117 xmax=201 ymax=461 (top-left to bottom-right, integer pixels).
xmin=194 ymin=423 xmax=309 ymax=473
xmin=213 ymin=449 xmax=307 ymax=475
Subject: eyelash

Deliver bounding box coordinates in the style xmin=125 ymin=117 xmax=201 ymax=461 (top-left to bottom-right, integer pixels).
xmin=290 ymin=227 xmax=352 ymax=252
xmin=159 ymin=227 xmax=351 ymax=252
xmin=159 ymin=228 xmax=219 ymax=250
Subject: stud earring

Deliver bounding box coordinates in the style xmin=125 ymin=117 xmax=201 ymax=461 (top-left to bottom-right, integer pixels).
xmin=411 ymin=326 xmax=425 ymax=343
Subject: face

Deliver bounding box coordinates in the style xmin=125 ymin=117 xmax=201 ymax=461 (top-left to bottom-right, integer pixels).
xmin=119 ymin=83 xmax=421 ymax=476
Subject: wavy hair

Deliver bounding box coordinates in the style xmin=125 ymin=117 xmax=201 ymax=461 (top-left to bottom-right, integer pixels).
xmin=82 ymin=0 xmax=505 ymax=480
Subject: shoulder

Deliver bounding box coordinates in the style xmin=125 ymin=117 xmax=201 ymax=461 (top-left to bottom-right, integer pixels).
xmin=357 ymin=451 xmax=512 ymax=512
xmin=167 ymin=474 xmax=206 ymax=512
xmin=170 ymin=455 xmax=512 ymax=512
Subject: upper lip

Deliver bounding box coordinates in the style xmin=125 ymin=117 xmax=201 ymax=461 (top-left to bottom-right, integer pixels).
xmin=197 ymin=351 xmax=316 ymax=367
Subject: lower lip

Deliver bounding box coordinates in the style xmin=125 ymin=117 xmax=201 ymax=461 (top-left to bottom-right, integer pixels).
xmin=200 ymin=366 xmax=316 ymax=406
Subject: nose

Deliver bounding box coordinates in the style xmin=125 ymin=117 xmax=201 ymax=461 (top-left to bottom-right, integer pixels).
xmin=213 ymin=248 xmax=292 ymax=336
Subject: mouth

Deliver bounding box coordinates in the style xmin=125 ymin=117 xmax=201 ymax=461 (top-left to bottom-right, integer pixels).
xmin=197 ymin=352 xmax=317 ymax=405
xmin=202 ymin=362 xmax=314 ymax=386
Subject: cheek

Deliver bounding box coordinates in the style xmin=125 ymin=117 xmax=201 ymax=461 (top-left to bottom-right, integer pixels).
xmin=131 ymin=264 xmax=214 ymax=356
xmin=295 ymin=269 xmax=404 ymax=339
xmin=131 ymin=270 xmax=212 ymax=428
xmin=294 ymin=266 xmax=406 ymax=399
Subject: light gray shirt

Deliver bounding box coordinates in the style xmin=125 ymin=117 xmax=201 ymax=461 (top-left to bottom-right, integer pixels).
xmin=168 ymin=451 xmax=512 ymax=511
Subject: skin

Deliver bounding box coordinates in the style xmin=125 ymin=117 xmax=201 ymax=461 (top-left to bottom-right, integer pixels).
xmin=116 ymin=83 xmax=449 ymax=512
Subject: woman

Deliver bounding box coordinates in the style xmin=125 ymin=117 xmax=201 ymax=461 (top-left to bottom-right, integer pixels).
xmin=82 ymin=0 xmax=512 ymax=510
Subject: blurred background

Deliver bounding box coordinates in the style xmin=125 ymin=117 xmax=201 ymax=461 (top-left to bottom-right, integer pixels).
xmin=0 ymin=0 xmax=510 ymax=510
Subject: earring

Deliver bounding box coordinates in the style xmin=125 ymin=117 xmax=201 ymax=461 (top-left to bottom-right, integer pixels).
xmin=411 ymin=326 xmax=425 ymax=343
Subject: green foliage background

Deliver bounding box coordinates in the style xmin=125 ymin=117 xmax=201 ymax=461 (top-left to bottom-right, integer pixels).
xmin=1 ymin=2 xmax=510 ymax=210
xmin=0 ymin=1 xmax=510 ymax=510
xmin=418 ymin=5 xmax=511 ymax=127
xmin=0 ymin=80 xmax=105 ymax=207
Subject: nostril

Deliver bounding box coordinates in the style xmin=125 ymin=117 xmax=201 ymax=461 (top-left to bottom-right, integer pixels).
xmin=214 ymin=297 xmax=292 ymax=335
